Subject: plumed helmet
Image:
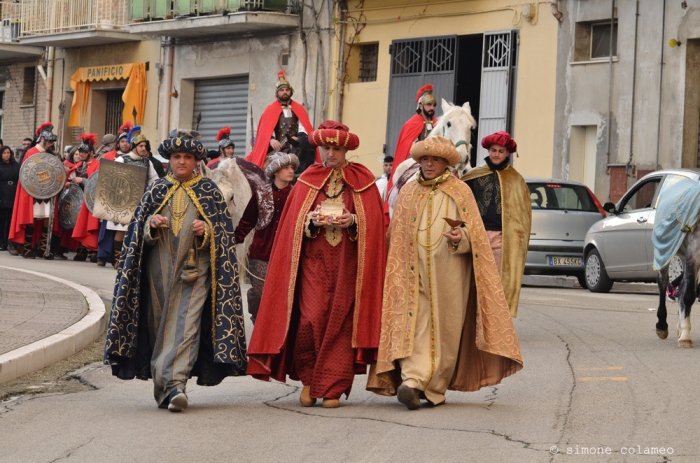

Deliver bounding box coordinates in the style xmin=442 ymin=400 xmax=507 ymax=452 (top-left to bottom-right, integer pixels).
xmin=118 ymin=122 xmax=133 ymax=141
xmin=265 ymin=152 xmax=300 ymax=180
xmin=77 ymin=133 xmax=98 ymax=153
xmin=275 ymin=70 xmax=294 ymax=96
xmin=158 ymin=129 xmax=207 ymax=161
xmin=36 ymin=122 xmax=57 ymax=142
xmin=128 ymin=125 xmax=148 ymax=150
xmin=415 ymin=84 xmax=437 ymax=111
xmin=216 ymin=126 xmax=235 ymax=150
xmin=481 ymin=131 xmax=517 ymax=153
xmin=309 ymin=120 xmax=360 ymax=151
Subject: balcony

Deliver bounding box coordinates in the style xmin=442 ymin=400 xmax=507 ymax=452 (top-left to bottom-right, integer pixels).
xmin=128 ymin=0 xmax=298 ymax=39
xmin=19 ymin=0 xmax=141 ymax=47
xmin=0 ymin=3 xmax=43 ymax=60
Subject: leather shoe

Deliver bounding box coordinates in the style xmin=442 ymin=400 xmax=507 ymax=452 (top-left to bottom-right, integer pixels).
xmin=322 ymin=398 xmax=340 ymax=408
xmin=397 ymin=383 xmax=421 ymax=410
xmin=299 ymin=386 xmax=316 ymax=407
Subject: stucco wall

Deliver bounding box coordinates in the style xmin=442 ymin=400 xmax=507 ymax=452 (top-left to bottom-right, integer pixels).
xmin=335 ymin=0 xmax=560 ymax=176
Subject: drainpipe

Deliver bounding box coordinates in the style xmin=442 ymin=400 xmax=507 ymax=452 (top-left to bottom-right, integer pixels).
xmin=161 ymin=38 xmax=175 ymax=141
xmin=333 ymin=2 xmax=347 ymax=121
xmin=550 ymin=0 xmax=563 ymax=22
xmin=605 ymin=0 xmax=615 ymax=167
xmin=44 ymin=46 xmax=54 ymax=122
xmin=627 ymin=0 xmax=639 ymax=173
xmin=655 ymin=0 xmax=666 ymax=170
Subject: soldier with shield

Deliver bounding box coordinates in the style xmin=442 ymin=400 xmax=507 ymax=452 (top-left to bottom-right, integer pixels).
xmin=64 ymin=133 xmax=97 ymax=262
xmin=9 ymin=122 xmax=64 ymax=259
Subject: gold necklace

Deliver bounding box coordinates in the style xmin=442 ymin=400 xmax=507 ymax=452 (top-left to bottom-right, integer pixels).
xmin=416 ymin=189 xmax=449 ymax=251
xmin=169 ymin=187 xmax=189 ymax=237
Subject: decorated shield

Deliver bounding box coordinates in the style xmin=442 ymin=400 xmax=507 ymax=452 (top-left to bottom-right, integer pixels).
xmin=92 ymin=160 xmax=148 ymax=225
xmin=84 ymin=171 xmax=98 ymax=213
xmin=19 ymin=152 xmax=66 ymax=200
xmin=58 ymin=184 xmax=83 ymax=229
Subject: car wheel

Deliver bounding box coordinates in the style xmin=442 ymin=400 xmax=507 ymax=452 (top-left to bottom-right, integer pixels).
xmin=576 ymin=274 xmax=588 ymax=289
xmin=585 ymin=248 xmax=613 ymax=293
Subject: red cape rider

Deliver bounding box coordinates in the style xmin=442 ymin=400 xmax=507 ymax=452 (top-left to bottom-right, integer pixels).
xmin=246 ymin=70 xmax=319 ymax=170
xmin=207 ymin=126 xmax=236 ymax=169
xmin=384 ymin=84 xmax=438 ymax=226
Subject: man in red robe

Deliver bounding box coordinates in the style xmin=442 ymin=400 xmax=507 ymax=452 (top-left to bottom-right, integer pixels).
xmin=247 ymin=121 xmax=386 ymax=409
xmin=246 ymin=71 xmax=318 ymax=173
xmin=384 ymin=84 xmax=438 ymax=226
xmin=207 ymin=126 xmax=235 ymax=169
xmin=9 ymin=122 xmax=60 ymax=259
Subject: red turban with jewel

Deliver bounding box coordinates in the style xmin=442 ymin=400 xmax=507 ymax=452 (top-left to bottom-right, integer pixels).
xmin=309 ymin=120 xmax=360 ymax=150
xmin=481 ymin=131 xmax=517 ymax=153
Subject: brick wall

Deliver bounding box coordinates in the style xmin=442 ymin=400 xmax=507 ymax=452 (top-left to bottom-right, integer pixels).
xmin=1 ymin=62 xmax=47 ymax=151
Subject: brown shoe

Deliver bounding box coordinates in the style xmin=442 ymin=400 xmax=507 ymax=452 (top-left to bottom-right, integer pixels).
xmin=322 ymin=398 xmax=340 ymax=409
xmin=299 ymin=386 xmax=316 ymax=407
xmin=397 ymin=383 xmax=421 ymax=410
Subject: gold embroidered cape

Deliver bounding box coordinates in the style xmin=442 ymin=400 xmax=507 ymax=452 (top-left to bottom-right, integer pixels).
xmin=367 ymin=175 xmax=522 ymax=395
xmin=461 ymin=164 xmax=531 ymax=317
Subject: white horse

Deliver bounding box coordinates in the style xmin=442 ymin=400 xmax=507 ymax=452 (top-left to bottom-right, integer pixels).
xmin=386 ymin=99 xmax=476 ymax=217
xmin=202 ymin=157 xmax=266 ymax=266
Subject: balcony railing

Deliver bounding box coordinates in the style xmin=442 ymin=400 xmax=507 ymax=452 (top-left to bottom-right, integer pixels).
xmin=21 ymin=0 xmax=129 ymax=36
xmin=0 ymin=3 xmax=22 ymax=43
xmin=131 ymin=0 xmax=292 ymax=21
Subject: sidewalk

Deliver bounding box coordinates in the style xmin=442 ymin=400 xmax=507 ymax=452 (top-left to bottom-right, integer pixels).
xmin=0 ymin=253 xmax=108 ymax=384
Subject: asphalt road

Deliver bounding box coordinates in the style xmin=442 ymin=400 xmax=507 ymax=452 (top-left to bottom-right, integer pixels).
xmin=0 ymin=256 xmax=697 ymax=462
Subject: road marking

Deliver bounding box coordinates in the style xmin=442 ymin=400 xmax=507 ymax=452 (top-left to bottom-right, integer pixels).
xmin=577 ymin=377 xmax=627 ymax=381
xmin=576 ymin=366 xmax=623 ymax=371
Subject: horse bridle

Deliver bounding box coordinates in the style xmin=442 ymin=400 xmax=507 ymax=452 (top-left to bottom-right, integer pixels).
xmin=441 ymin=125 xmax=468 ymax=150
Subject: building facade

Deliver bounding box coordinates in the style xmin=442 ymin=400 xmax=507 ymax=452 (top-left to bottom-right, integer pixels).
xmin=330 ymin=0 xmax=561 ymax=177
xmin=553 ymin=0 xmax=700 ymax=203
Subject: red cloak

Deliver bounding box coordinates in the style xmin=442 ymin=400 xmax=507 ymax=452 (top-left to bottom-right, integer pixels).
xmin=383 ymin=114 xmax=436 ymax=228
xmin=246 ymin=100 xmax=318 ymax=167
xmin=71 ymin=159 xmax=102 ymax=251
xmin=9 ymin=146 xmax=64 ymax=244
xmin=247 ymin=162 xmax=386 ymax=383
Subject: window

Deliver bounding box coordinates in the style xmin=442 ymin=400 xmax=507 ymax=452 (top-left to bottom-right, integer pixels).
xmin=621 ymin=178 xmax=661 ymax=212
xmin=21 ymin=67 xmax=35 ymax=106
xmin=527 ymin=183 xmax=598 ymax=212
xmin=105 ymin=90 xmax=125 ymax=135
xmin=574 ymin=21 xmax=617 ymax=62
xmin=359 ymin=43 xmax=378 ymax=82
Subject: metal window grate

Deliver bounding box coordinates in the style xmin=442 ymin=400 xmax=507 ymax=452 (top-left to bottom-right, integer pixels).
xmin=483 ymin=33 xmax=511 ymax=69
xmin=359 ymin=43 xmax=378 ymax=82
xmin=21 ymin=67 xmax=34 ymax=106
xmin=424 ymin=38 xmax=455 ymax=73
xmin=391 ymin=40 xmax=423 ymax=75
xmin=105 ymin=90 xmax=125 ymax=136
xmin=391 ymin=37 xmax=456 ymax=76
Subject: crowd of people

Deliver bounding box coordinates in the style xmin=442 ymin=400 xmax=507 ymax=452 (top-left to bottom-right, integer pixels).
xmin=3 ymin=73 xmax=533 ymax=414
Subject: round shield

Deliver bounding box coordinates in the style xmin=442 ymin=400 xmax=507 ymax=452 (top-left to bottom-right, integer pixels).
xmin=58 ymin=184 xmax=83 ymax=229
xmin=20 ymin=152 xmax=66 ymax=200
xmin=84 ymin=171 xmax=98 ymax=213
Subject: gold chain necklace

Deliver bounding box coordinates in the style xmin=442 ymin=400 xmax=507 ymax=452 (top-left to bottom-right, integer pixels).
xmin=416 ymin=189 xmax=449 ymax=251
xmin=169 ymin=187 xmax=189 ymax=237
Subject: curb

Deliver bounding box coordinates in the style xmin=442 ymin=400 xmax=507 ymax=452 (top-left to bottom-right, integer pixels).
xmin=0 ymin=266 xmax=106 ymax=385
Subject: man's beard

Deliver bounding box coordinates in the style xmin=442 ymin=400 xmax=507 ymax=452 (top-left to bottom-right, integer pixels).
xmin=277 ymin=94 xmax=291 ymax=104
xmin=422 ymin=108 xmax=435 ymax=119
xmin=45 ymin=145 xmax=55 ymax=154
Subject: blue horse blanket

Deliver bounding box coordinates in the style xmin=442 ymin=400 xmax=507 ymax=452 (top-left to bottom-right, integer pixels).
xmin=652 ymin=177 xmax=700 ymax=270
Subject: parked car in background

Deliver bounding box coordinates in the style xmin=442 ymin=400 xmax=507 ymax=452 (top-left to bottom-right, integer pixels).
xmin=583 ymin=169 xmax=700 ymax=293
xmin=525 ymin=178 xmax=606 ymax=288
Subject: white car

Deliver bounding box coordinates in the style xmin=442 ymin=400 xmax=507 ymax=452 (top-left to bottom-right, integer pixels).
xmin=583 ymin=169 xmax=699 ymax=292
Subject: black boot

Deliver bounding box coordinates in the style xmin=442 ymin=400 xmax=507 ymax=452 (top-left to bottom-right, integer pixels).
xmin=22 ymin=226 xmax=35 ymax=259
xmin=74 ymin=245 xmax=87 ymax=261
xmin=39 ymin=227 xmax=54 ymax=260
xmin=89 ymin=251 xmax=98 ymax=263
xmin=113 ymin=240 xmax=123 ymax=269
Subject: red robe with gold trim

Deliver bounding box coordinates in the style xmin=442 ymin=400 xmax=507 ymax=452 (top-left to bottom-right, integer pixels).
xmin=246 ymin=100 xmax=318 ymax=167
xmin=247 ymin=162 xmax=385 ymax=398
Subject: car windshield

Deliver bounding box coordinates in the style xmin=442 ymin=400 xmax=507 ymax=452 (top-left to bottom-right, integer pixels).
xmin=528 ymin=183 xmax=598 ymax=212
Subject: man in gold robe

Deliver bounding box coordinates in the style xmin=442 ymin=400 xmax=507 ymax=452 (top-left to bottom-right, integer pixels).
xmin=367 ymin=136 xmax=523 ymax=410
xmin=461 ymin=131 xmax=531 ymax=317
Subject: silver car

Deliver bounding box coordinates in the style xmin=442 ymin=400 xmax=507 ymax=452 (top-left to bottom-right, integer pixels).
xmin=525 ymin=178 xmax=606 ymax=288
xmin=583 ymin=169 xmax=700 ymax=292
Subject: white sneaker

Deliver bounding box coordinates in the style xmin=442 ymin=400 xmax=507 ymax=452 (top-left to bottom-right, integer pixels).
xmin=167 ymin=391 xmax=188 ymax=413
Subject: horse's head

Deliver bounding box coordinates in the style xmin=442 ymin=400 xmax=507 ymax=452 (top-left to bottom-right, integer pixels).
xmin=429 ymin=99 xmax=477 ymax=175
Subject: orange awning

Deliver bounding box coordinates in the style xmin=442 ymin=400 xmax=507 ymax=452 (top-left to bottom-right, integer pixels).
xmin=68 ymin=63 xmax=147 ymax=128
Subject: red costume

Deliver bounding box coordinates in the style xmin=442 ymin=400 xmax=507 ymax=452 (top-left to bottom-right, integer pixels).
xmin=246 ymin=100 xmax=316 ymax=167
xmin=247 ymin=122 xmax=385 ymax=401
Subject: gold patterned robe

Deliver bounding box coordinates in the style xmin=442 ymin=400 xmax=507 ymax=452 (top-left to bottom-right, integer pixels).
xmin=367 ymin=173 xmax=523 ymax=398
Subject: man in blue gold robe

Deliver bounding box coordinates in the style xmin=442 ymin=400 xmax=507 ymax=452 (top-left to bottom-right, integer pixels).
xmin=104 ymin=129 xmax=247 ymax=412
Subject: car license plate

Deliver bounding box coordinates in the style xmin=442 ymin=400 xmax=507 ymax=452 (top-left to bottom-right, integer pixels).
xmin=548 ymin=256 xmax=582 ymax=266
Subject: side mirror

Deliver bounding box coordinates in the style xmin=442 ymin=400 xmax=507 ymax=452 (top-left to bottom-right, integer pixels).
xmin=603 ymin=202 xmax=616 ymax=214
